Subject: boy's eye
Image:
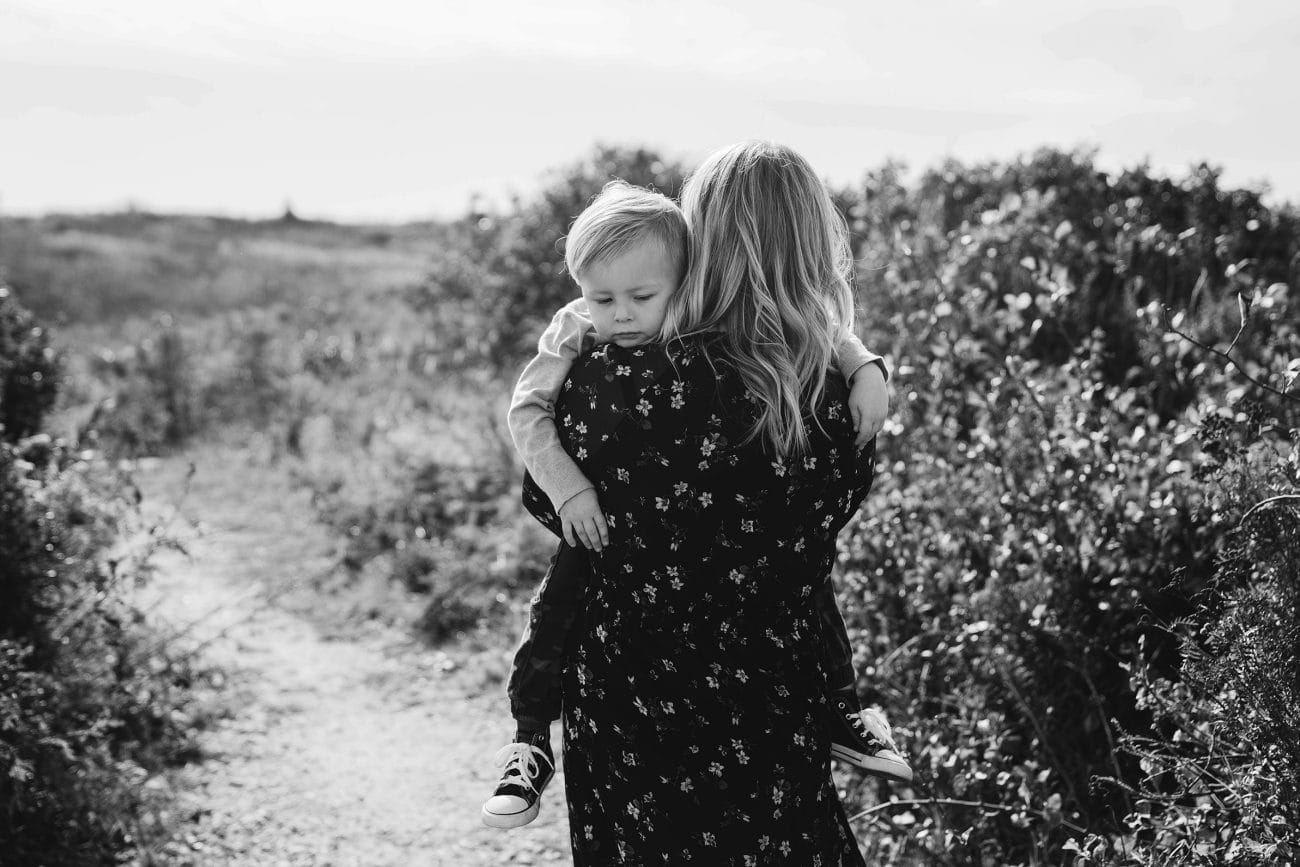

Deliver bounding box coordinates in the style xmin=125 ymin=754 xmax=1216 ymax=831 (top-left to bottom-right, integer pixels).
xmin=634 ymin=295 xmax=654 ymax=302
xmin=594 ymin=299 xmax=613 ymax=305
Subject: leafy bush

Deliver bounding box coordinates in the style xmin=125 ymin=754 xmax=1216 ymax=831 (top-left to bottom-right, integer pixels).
xmin=0 ymin=292 xmax=202 ymax=866
xmin=0 ymin=285 xmax=61 ymax=441
xmin=827 ymin=150 xmax=1300 ymax=865
xmin=1091 ymin=402 xmax=1300 ymax=866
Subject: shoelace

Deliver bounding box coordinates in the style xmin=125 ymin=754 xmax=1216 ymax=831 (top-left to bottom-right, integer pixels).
xmin=845 ymin=711 xmax=880 ymax=746
xmin=492 ymin=742 xmax=551 ymax=794
xmin=860 ymin=708 xmax=900 ymax=752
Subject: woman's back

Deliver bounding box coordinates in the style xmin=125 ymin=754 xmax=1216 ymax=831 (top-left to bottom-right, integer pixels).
xmin=523 ymin=333 xmax=873 ymax=866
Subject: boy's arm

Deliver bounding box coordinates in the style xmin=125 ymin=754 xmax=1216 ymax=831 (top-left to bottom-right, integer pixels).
xmin=507 ymin=299 xmax=599 ymax=512
xmin=834 ymin=328 xmax=891 ymax=385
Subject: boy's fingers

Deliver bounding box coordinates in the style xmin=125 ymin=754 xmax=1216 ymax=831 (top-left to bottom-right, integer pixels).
xmin=563 ymin=522 xmax=577 ymax=547
xmin=595 ymin=515 xmax=610 ymax=546
xmin=575 ymin=524 xmax=594 ymax=550
xmin=584 ymin=518 xmax=604 ymax=552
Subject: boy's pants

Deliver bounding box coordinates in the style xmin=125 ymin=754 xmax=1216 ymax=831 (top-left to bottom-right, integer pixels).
xmin=506 ymin=541 xmax=858 ymax=731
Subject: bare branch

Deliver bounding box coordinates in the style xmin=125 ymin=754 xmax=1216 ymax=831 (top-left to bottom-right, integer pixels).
xmin=1161 ymin=304 xmax=1300 ymax=406
xmin=1241 ymin=494 xmax=1300 ymax=523
xmin=847 ymin=797 xmax=1087 ymax=835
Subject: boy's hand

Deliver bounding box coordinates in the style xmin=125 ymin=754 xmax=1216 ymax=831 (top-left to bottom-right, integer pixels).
xmin=559 ymin=488 xmax=609 ymax=552
xmin=849 ymin=362 xmax=889 ymax=449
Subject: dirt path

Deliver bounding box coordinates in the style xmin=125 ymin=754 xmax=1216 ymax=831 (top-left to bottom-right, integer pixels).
xmin=136 ymin=444 xmax=571 ymax=866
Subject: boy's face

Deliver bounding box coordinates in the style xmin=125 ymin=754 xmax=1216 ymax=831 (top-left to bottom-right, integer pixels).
xmin=577 ymin=238 xmax=678 ymax=347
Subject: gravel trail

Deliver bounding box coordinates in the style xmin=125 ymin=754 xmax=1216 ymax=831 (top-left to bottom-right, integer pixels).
xmin=136 ymin=445 xmax=571 ymax=866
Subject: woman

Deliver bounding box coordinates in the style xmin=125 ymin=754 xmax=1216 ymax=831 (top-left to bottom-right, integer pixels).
xmin=522 ymin=141 xmax=876 ymax=865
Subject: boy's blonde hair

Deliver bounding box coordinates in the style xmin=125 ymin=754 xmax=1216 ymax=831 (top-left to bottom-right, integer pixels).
xmin=659 ymin=140 xmax=855 ymax=457
xmin=564 ymin=180 xmax=688 ymax=281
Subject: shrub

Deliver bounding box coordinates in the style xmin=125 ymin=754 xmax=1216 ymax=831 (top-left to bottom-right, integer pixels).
xmin=0 ymin=284 xmax=61 ymax=442
xmin=1089 ymin=398 xmax=1300 ymax=866
xmin=829 ymin=151 xmax=1300 ymax=865
xmin=0 ymin=292 xmax=202 ymax=865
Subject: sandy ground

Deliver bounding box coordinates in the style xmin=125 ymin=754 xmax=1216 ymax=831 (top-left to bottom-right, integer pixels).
xmin=134 ymin=445 xmax=572 ymax=866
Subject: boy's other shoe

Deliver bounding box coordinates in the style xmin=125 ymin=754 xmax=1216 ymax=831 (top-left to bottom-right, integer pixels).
xmin=828 ymin=699 xmax=914 ymax=784
xmin=481 ymin=732 xmax=555 ymax=829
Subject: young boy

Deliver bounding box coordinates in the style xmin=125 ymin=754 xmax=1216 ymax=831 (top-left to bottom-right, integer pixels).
xmin=481 ymin=181 xmax=912 ymax=830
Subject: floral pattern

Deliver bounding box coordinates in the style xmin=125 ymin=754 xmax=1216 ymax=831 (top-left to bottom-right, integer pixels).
xmin=523 ymin=334 xmax=875 ymax=866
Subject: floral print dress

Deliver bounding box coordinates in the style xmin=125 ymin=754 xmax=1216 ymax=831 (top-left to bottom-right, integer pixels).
xmin=522 ymin=333 xmax=875 ymax=866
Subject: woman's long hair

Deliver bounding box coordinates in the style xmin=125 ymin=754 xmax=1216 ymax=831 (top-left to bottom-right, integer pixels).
xmin=659 ymin=140 xmax=855 ymax=456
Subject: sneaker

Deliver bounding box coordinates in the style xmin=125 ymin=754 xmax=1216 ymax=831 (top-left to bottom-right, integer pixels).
xmin=481 ymin=733 xmax=555 ymax=829
xmin=828 ymin=699 xmax=913 ymax=783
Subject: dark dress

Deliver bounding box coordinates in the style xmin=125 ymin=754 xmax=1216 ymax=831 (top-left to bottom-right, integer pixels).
xmin=522 ymin=333 xmax=875 ymax=866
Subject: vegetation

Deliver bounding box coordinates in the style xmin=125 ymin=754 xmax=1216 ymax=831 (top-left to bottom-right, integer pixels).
xmin=0 ymin=286 xmax=205 ymax=866
xmin=2 ymin=144 xmax=1297 ymax=865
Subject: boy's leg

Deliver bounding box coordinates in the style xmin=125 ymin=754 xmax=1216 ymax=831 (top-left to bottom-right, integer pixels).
xmin=506 ymin=540 xmax=589 ymax=732
xmin=813 ymin=574 xmax=913 ymax=783
xmin=485 ymin=541 xmax=589 ymax=829
xmin=812 ymin=574 xmax=857 ymax=692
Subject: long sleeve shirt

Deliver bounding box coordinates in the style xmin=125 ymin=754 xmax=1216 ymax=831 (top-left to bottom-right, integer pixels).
xmin=507 ymin=297 xmax=890 ymax=511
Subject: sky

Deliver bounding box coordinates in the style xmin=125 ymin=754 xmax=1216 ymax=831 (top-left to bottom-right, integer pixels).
xmin=2 ymin=0 xmax=1298 ymax=221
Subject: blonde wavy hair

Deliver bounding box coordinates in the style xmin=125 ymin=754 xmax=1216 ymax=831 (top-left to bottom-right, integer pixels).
xmin=659 ymin=140 xmax=855 ymax=456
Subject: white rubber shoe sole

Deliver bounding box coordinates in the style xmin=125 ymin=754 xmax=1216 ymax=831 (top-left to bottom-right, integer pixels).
xmin=481 ymin=796 xmax=543 ymax=829
xmin=481 ymin=768 xmax=555 ymax=829
xmin=830 ymin=743 xmax=914 ymax=783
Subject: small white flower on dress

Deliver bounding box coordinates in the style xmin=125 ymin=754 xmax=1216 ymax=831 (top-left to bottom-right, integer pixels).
xmin=616 ymin=467 xmax=630 ymax=483
xmin=780 ymin=841 xmax=791 ymax=855
xmin=698 ymin=492 xmax=713 ymax=507
xmin=702 ymin=832 xmax=716 ymax=846
xmin=636 ymin=397 xmax=652 ymax=415
xmin=656 ymin=497 xmax=669 ymax=511
xmin=803 ymin=455 xmax=817 ymax=469
xmin=616 ymin=364 xmax=631 ymax=376
xmin=680 ymin=777 xmax=693 ymax=792
xmin=771 ymin=457 xmax=786 ymax=476
xmin=673 ymin=481 xmax=688 ymax=496
xmin=740 ymin=519 xmax=755 ymax=533
xmin=671 ymin=393 xmax=685 ymax=409
xmin=576 ymin=447 xmax=588 ymax=460
xmin=735 ymin=668 xmax=748 ymax=683
xmin=700 ymin=439 xmax=716 ymax=457
xmin=709 ymin=762 xmax=724 ymax=776
xmin=575 ymin=421 xmax=588 ymax=434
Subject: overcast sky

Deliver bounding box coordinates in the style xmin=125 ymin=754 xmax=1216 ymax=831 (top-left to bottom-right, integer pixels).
xmin=3 ymin=0 xmax=1297 ymax=221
